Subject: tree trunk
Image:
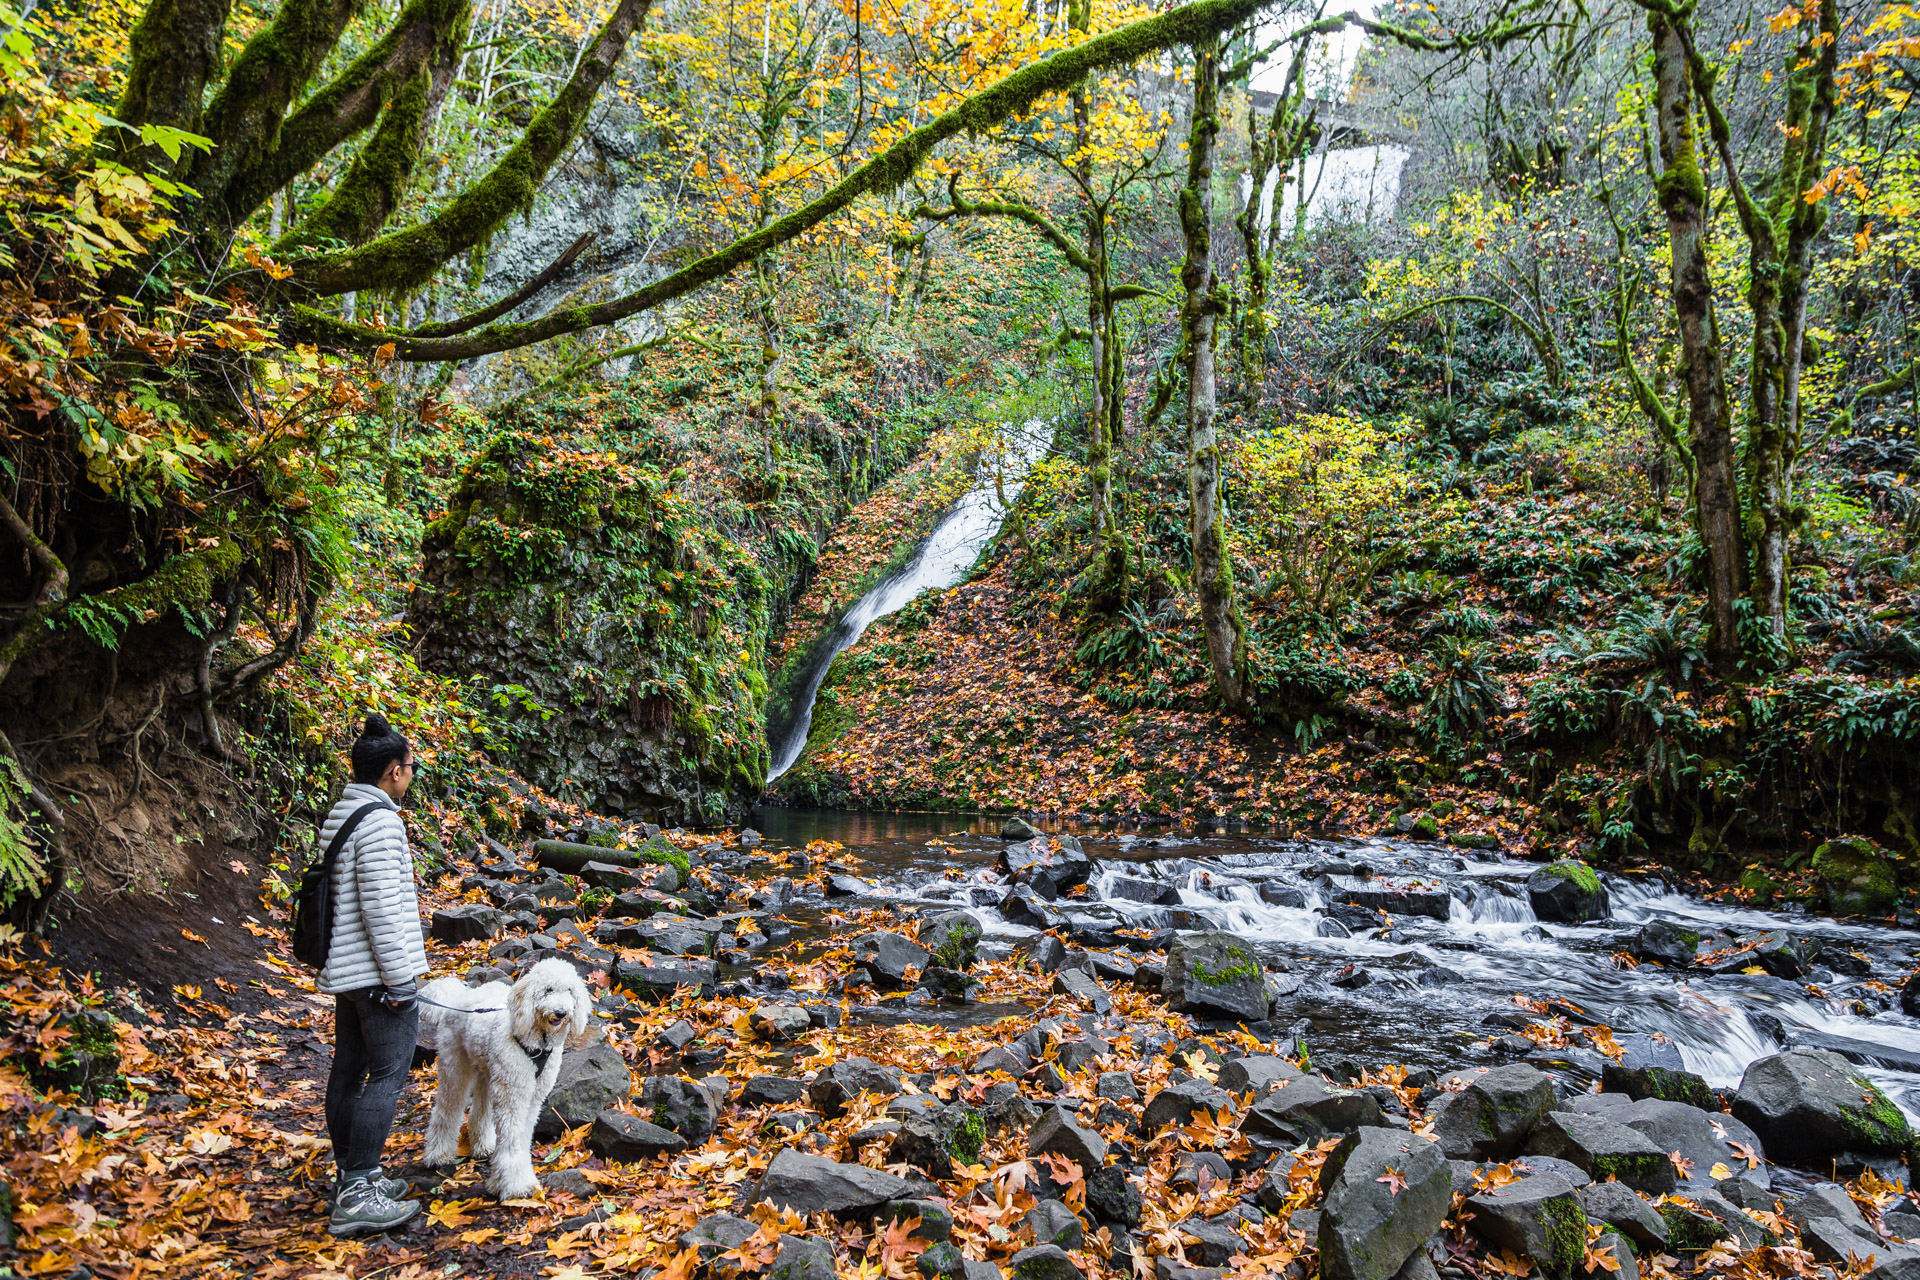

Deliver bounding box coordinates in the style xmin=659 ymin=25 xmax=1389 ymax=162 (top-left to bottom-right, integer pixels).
xmin=1648 ymin=10 xmax=1744 ymax=669
xmin=1181 ymin=34 xmax=1249 ymax=715
xmin=109 ymin=0 xmax=235 ymax=167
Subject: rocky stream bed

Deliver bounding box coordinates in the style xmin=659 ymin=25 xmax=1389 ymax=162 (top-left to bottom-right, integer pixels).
xmin=389 ymin=811 xmax=1920 ymax=1280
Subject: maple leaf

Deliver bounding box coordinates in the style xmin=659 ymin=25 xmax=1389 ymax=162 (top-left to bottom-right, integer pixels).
xmin=1585 ymin=1241 xmax=1621 ymax=1274
xmin=1668 ymin=1150 xmax=1695 ymax=1180
xmin=1727 ymin=1140 xmax=1761 ymax=1170
xmin=1377 ymin=1167 xmax=1408 ymax=1196
xmin=428 ymin=1199 xmax=478 ymax=1230
xmin=1709 ymin=1162 xmax=1733 ymax=1181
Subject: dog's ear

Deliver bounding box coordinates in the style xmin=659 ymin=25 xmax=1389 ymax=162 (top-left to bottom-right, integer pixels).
xmin=509 ymin=969 xmax=537 ymax=1040
xmin=565 ymin=974 xmax=592 ymax=1045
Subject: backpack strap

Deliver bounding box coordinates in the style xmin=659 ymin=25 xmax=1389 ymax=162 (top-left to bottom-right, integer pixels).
xmin=317 ymin=800 xmax=388 ymax=879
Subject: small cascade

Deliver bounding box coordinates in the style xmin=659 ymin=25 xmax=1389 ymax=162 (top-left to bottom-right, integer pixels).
xmin=745 ymin=808 xmax=1920 ymax=1119
xmin=765 ymin=424 xmax=1049 ymax=782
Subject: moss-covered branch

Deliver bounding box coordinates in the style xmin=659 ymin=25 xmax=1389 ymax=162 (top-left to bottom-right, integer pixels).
xmin=288 ymin=0 xmax=654 ymax=298
xmin=279 ymin=9 xmax=466 ymax=249
xmin=241 ymin=0 xmax=472 ymax=234
xmin=295 ymin=0 xmax=1284 ymax=359
xmin=189 ymin=0 xmax=366 ymax=215
xmin=410 ymin=232 xmax=598 ymax=337
xmin=106 ymin=0 xmax=235 ymax=168
xmin=913 ymin=181 xmax=1096 ymax=276
xmin=0 ymin=492 xmax=68 ymax=688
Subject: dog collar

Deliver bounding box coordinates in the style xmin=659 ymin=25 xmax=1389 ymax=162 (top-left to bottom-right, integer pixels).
xmin=515 ymin=1034 xmax=556 ymax=1074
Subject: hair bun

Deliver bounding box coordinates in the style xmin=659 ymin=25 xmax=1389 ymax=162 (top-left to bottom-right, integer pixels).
xmin=363 ymin=712 xmax=392 ymax=735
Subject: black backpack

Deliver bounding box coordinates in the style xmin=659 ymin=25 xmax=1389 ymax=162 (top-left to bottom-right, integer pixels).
xmin=291 ymin=801 xmax=385 ymax=968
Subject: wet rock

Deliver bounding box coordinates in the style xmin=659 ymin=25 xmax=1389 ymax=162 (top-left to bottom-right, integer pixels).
xmin=1003 ymin=817 xmax=1043 ymax=840
xmin=1732 ymin=1047 xmax=1914 ymax=1164
xmin=1163 ymin=932 xmax=1268 ymax=1023
xmin=1630 ymin=919 xmax=1701 ymax=967
xmin=1902 ymin=974 xmax=1920 ymax=1019
xmin=891 ymin=1103 xmax=986 ymax=1180
xmin=1733 ymin=929 xmax=1819 ymax=978
xmin=1052 ymin=968 xmax=1111 ymax=1014
xmin=1524 ymin=1111 xmax=1676 ymax=1194
xmin=1812 ymin=837 xmax=1898 ymax=917
xmin=1028 ymin=1199 xmax=1086 ymax=1249
xmin=920 ymin=911 xmax=983 ymax=969
xmin=1465 ymin=1173 xmax=1588 ymax=1277
xmin=751 ymin=1005 xmax=811 ymax=1043
xmin=1170 ymin=1150 xmax=1232 ymax=1192
xmin=1316 ymin=918 xmax=1352 ymax=938
xmin=1001 ymin=837 xmax=1093 ymax=899
xmin=1178 ymin=1218 xmax=1244 ymax=1267
xmin=1132 ymin=961 xmax=1166 ymax=991
xmin=1329 ymin=879 xmax=1453 ymax=921
xmin=535 ymin=1041 xmax=634 ymax=1140
xmin=1576 ymin=1181 xmax=1668 ymax=1251
xmin=1004 ymin=887 xmax=1070 ymax=930
xmin=1088 ymin=1166 xmax=1142 ymax=1227
xmin=826 ymin=875 xmax=866 ymax=897
xmin=637 ymin=1075 xmax=718 ymax=1142
xmin=589 ymin=1111 xmax=688 ymax=1161
xmin=1055 ymin=1036 xmax=1108 ymax=1074
xmin=1253 ymin=1156 xmax=1299 ymax=1213
xmin=851 ymin=931 xmax=930 ymax=988
xmin=919 ymin=1245 xmax=969 ymax=1280
xmin=1661 ymin=1190 xmax=1771 ymax=1252
xmin=1599 ymin=1058 xmax=1718 ymax=1112
xmin=1143 ymin=1079 xmax=1235 ymax=1135
xmin=431 ymin=904 xmax=503 ymax=943
xmin=1017 ymin=934 xmax=1069 ymax=973
xmin=1613 ymin=1098 xmax=1768 ymax=1193
xmin=1097 ymin=1072 xmax=1139 ymax=1101
xmin=881 ymin=1198 xmax=954 ymax=1243
xmin=680 ymin=1213 xmax=759 ymax=1261
xmin=1525 ymin=861 xmax=1609 ymax=923
xmin=1030 ymin=1106 xmax=1107 ymax=1172
xmin=919 ymin=965 xmax=977 ymax=1001
xmin=749 ymin=1149 xmax=915 ymax=1215
xmin=973 ymin=1045 xmax=1030 ymax=1076
xmin=1428 ymin=1065 xmax=1557 ymax=1160
xmin=769 ymin=1236 xmax=838 ymax=1280
xmin=1010 ymin=1244 xmax=1083 ymax=1280
xmin=1242 ymin=1078 xmax=1384 ymax=1147
xmin=741 ymin=1075 xmax=805 ymax=1107
xmin=615 ymin=958 xmax=716 ymax=1000
xmin=1788 ymin=1184 xmax=1872 ymax=1235
xmin=1885 ymin=1206 xmax=1920 ymax=1240
xmin=1259 ymin=883 xmax=1310 ymax=908
xmin=810 ymin=1057 xmax=905 ymax=1118
xmin=1111 ymin=876 xmax=1182 ymax=906
xmin=1088 ymin=952 xmax=1137 ymax=981
xmin=1218 ymin=1056 xmax=1308 ymax=1098
xmin=1317 ymin=1127 xmax=1451 ymax=1280
xmin=964 ymin=1261 xmax=1003 ymax=1280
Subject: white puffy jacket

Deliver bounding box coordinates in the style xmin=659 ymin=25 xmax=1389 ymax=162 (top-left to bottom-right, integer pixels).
xmin=315 ymin=782 xmax=429 ymax=996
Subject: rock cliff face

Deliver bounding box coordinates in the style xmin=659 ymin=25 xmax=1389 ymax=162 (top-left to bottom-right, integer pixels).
xmin=409 ymin=432 xmax=770 ymax=824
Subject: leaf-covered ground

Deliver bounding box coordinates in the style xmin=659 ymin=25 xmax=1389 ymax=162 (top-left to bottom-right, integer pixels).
xmin=10 ymin=828 xmax=1909 ymax=1280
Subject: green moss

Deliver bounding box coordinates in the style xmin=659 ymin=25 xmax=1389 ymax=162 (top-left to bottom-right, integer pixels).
xmin=1547 ymin=859 xmax=1603 ymax=896
xmin=946 ymin=1108 xmax=985 ymax=1164
xmin=1591 ymin=1151 xmax=1666 ymax=1185
xmin=1193 ymin=941 xmax=1258 ymax=987
xmin=1811 ymin=838 xmax=1898 ymax=916
xmin=1540 ymin=1196 xmax=1588 ymax=1277
xmin=1632 ymin=1066 xmax=1719 ymax=1111
xmin=1411 ymin=815 xmax=1441 ymax=840
xmin=1659 ymin=1204 xmax=1727 ymax=1252
xmin=1737 ymin=868 xmax=1779 ymax=905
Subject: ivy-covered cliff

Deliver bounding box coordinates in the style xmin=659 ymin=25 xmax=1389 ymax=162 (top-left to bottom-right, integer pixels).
xmin=410 ymin=433 xmax=771 ymax=823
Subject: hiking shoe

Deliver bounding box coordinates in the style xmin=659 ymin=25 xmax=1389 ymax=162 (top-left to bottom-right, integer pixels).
xmin=328 ymin=1177 xmax=420 ymax=1238
xmin=324 ymin=1170 xmax=409 ymax=1210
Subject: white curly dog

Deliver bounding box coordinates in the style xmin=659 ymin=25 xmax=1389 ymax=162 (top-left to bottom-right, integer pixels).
xmin=418 ymin=957 xmax=593 ymax=1200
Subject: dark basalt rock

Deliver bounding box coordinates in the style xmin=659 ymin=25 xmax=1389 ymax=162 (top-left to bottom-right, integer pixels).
xmin=1162 ymin=932 xmax=1268 ymax=1023
xmin=1317 ymin=1127 xmax=1451 ymax=1280
xmin=1465 ymin=1174 xmax=1588 ymax=1278
xmin=535 ymin=1041 xmax=634 ymax=1140
xmin=1427 ymin=1065 xmax=1557 ymax=1160
xmin=1732 ymin=1047 xmax=1914 ymax=1164
xmin=589 ymin=1111 xmax=688 ymax=1161
xmin=749 ymin=1149 xmax=915 ymax=1215
xmin=1526 ymin=861 xmax=1609 ymax=923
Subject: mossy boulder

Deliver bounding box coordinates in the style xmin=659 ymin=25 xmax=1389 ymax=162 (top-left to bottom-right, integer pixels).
xmin=410 ymin=433 xmax=771 ymax=824
xmin=1162 ymin=931 xmax=1267 ymax=1023
xmin=1731 ymin=1047 xmax=1913 ymax=1164
xmin=1526 ymin=860 xmax=1609 ymax=922
xmin=1810 ymin=838 xmax=1898 ymax=917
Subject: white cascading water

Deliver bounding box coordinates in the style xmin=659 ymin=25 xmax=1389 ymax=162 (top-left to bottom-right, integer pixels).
xmin=765 ymin=422 xmax=1050 ymax=782
xmin=835 ymin=831 xmax=1920 ymax=1119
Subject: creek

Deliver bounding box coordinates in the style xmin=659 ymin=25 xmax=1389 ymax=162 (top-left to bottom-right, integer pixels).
xmin=744 ymin=807 xmax=1920 ymax=1120
xmin=765 ymin=424 xmax=1049 ymax=782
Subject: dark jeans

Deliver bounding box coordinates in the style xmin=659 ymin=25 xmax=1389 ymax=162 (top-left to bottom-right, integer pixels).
xmin=326 ymin=989 xmax=419 ymax=1176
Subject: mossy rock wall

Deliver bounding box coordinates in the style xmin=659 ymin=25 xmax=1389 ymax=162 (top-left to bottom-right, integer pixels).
xmin=410 ymin=433 xmax=771 ymax=824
